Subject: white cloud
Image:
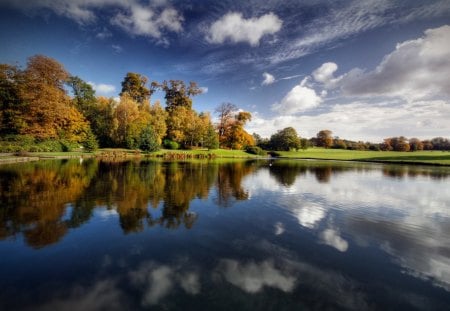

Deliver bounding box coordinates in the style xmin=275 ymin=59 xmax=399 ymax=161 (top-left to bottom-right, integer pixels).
xmin=88 ymin=82 xmax=116 ymax=95
xmin=341 ymin=25 xmax=450 ymax=100
xmin=268 ymin=1 xmax=450 ymax=64
xmin=261 ymin=72 xmax=275 ymax=86
xmin=0 ymin=0 xmax=183 ymax=41
xmin=271 ymin=78 xmax=323 ymax=114
xmin=247 ymin=99 xmax=450 ymax=141
xmin=199 ymin=86 xmax=209 ymax=94
xmin=111 ymin=5 xmax=183 ymax=39
xmin=312 ymin=62 xmax=342 ymax=88
xmin=216 ymin=259 xmax=296 ymax=293
xmin=206 ymin=12 xmax=282 ymax=46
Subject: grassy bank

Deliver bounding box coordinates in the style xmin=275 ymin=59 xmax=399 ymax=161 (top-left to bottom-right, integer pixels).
xmin=275 ymin=148 xmax=450 ymax=166
xmin=2 ymin=148 xmax=450 ymax=166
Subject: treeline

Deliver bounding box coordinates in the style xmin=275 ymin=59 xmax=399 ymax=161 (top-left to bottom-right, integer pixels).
xmin=253 ymin=128 xmax=450 ymax=152
xmin=0 ymin=55 xmax=254 ymax=152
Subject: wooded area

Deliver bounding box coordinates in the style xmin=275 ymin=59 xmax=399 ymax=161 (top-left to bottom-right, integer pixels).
xmin=1 ymin=55 xmax=449 ymax=154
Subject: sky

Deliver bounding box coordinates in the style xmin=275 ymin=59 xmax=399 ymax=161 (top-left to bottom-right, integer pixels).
xmin=0 ymin=0 xmax=450 ymax=141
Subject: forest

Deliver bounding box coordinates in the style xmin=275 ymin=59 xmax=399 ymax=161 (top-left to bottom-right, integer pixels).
xmin=1 ymin=54 xmax=449 ymax=154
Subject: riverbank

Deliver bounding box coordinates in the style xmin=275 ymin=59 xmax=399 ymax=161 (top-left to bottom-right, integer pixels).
xmin=1 ymin=148 xmax=450 ymax=166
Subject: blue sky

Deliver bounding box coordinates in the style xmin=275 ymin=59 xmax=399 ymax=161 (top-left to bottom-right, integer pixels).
xmin=1 ymin=0 xmax=450 ymax=141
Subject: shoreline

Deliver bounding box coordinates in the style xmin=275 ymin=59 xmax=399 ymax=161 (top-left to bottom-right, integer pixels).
xmin=1 ymin=152 xmax=450 ymax=167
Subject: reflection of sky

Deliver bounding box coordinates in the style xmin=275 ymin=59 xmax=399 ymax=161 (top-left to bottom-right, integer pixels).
xmin=243 ymin=165 xmax=450 ymax=290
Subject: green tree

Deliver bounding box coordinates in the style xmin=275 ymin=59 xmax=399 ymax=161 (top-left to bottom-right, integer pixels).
xmin=139 ymin=125 xmax=160 ymax=152
xmin=269 ymin=127 xmax=301 ymax=151
xmin=0 ymin=64 xmax=24 ymax=135
xmin=120 ymin=72 xmax=153 ymax=105
xmin=67 ymin=76 xmax=96 ymax=115
xmin=159 ymin=80 xmax=202 ymax=112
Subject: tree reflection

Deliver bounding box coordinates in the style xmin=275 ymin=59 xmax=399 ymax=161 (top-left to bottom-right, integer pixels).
xmin=0 ymin=159 xmax=256 ymax=247
xmin=0 ymin=159 xmax=97 ymax=248
xmin=215 ymin=161 xmax=256 ymax=207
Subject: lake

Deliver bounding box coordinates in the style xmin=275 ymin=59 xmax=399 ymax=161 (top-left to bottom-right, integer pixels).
xmin=1 ymin=158 xmax=450 ymax=310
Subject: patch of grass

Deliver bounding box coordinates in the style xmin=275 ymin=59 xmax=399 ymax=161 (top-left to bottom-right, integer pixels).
xmin=275 ymin=148 xmax=450 ymax=165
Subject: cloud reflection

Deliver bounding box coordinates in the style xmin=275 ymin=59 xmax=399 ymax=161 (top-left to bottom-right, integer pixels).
xmin=128 ymin=261 xmax=200 ymax=306
xmin=216 ymin=259 xmax=296 ymax=293
xmin=320 ymin=228 xmax=349 ymax=252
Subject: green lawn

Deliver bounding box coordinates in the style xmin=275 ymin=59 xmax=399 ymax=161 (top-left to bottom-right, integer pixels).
xmin=3 ymin=147 xmax=450 ymax=166
xmin=276 ymin=148 xmax=450 ymax=165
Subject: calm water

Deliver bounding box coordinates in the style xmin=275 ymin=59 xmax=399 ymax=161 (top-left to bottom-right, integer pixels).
xmin=1 ymin=158 xmax=450 ymax=310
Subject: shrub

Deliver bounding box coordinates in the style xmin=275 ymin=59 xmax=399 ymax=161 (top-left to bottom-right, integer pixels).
xmin=163 ymin=139 xmax=179 ymax=150
xmin=245 ymin=146 xmax=266 ymax=156
xmin=139 ymin=126 xmax=160 ymax=152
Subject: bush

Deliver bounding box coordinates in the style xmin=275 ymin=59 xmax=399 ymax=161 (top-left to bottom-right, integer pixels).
xmin=139 ymin=126 xmax=160 ymax=152
xmin=245 ymin=146 xmax=266 ymax=156
xmin=82 ymin=130 xmax=99 ymax=152
xmin=163 ymin=139 xmax=179 ymax=150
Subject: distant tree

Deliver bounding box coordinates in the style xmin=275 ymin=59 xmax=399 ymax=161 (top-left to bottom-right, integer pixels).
xmin=332 ymin=137 xmax=347 ymax=149
xmin=120 ymin=72 xmax=153 ymax=105
xmin=382 ymin=136 xmax=410 ymax=152
xmin=409 ymin=138 xmax=423 ymax=151
xmin=381 ymin=138 xmax=393 ymax=151
xmin=431 ymin=137 xmax=450 ymax=150
xmin=269 ymin=127 xmax=301 ymax=151
xmin=422 ymin=140 xmax=433 ymax=150
xmin=316 ymin=130 xmax=333 ymax=148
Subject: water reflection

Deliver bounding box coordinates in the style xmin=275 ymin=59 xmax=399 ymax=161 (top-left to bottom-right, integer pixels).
xmin=0 ymin=159 xmax=258 ymax=247
xmin=1 ymin=159 xmax=450 ymax=310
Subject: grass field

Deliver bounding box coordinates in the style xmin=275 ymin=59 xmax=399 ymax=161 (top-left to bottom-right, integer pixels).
xmin=275 ymin=148 xmax=450 ymax=165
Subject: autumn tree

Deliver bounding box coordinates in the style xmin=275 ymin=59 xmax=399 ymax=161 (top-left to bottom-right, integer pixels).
xmin=409 ymin=138 xmax=424 ymax=151
xmin=120 ymin=72 xmax=154 ymax=105
xmin=224 ymin=111 xmax=254 ymax=149
xmin=112 ymin=95 xmax=141 ymax=147
xmin=316 ymin=130 xmax=333 ymax=148
xmin=19 ymin=55 xmax=90 ymax=143
xmin=89 ymin=96 xmax=116 ymax=147
xmin=215 ymin=102 xmax=237 ymax=144
xmin=269 ymin=127 xmax=301 ymax=151
xmin=147 ymin=100 xmax=167 ymax=145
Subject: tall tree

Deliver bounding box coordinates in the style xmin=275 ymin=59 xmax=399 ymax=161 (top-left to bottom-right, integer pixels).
xmin=120 ymin=72 xmax=153 ymax=105
xmin=20 ymin=55 xmax=89 ymax=142
xmin=67 ymin=76 xmax=96 ymax=116
xmin=159 ymin=80 xmax=202 ymax=112
xmin=0 ymin=64 xmax=24 ymax=134
xmin=215 ymin=102 xmax=237 ymax=144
